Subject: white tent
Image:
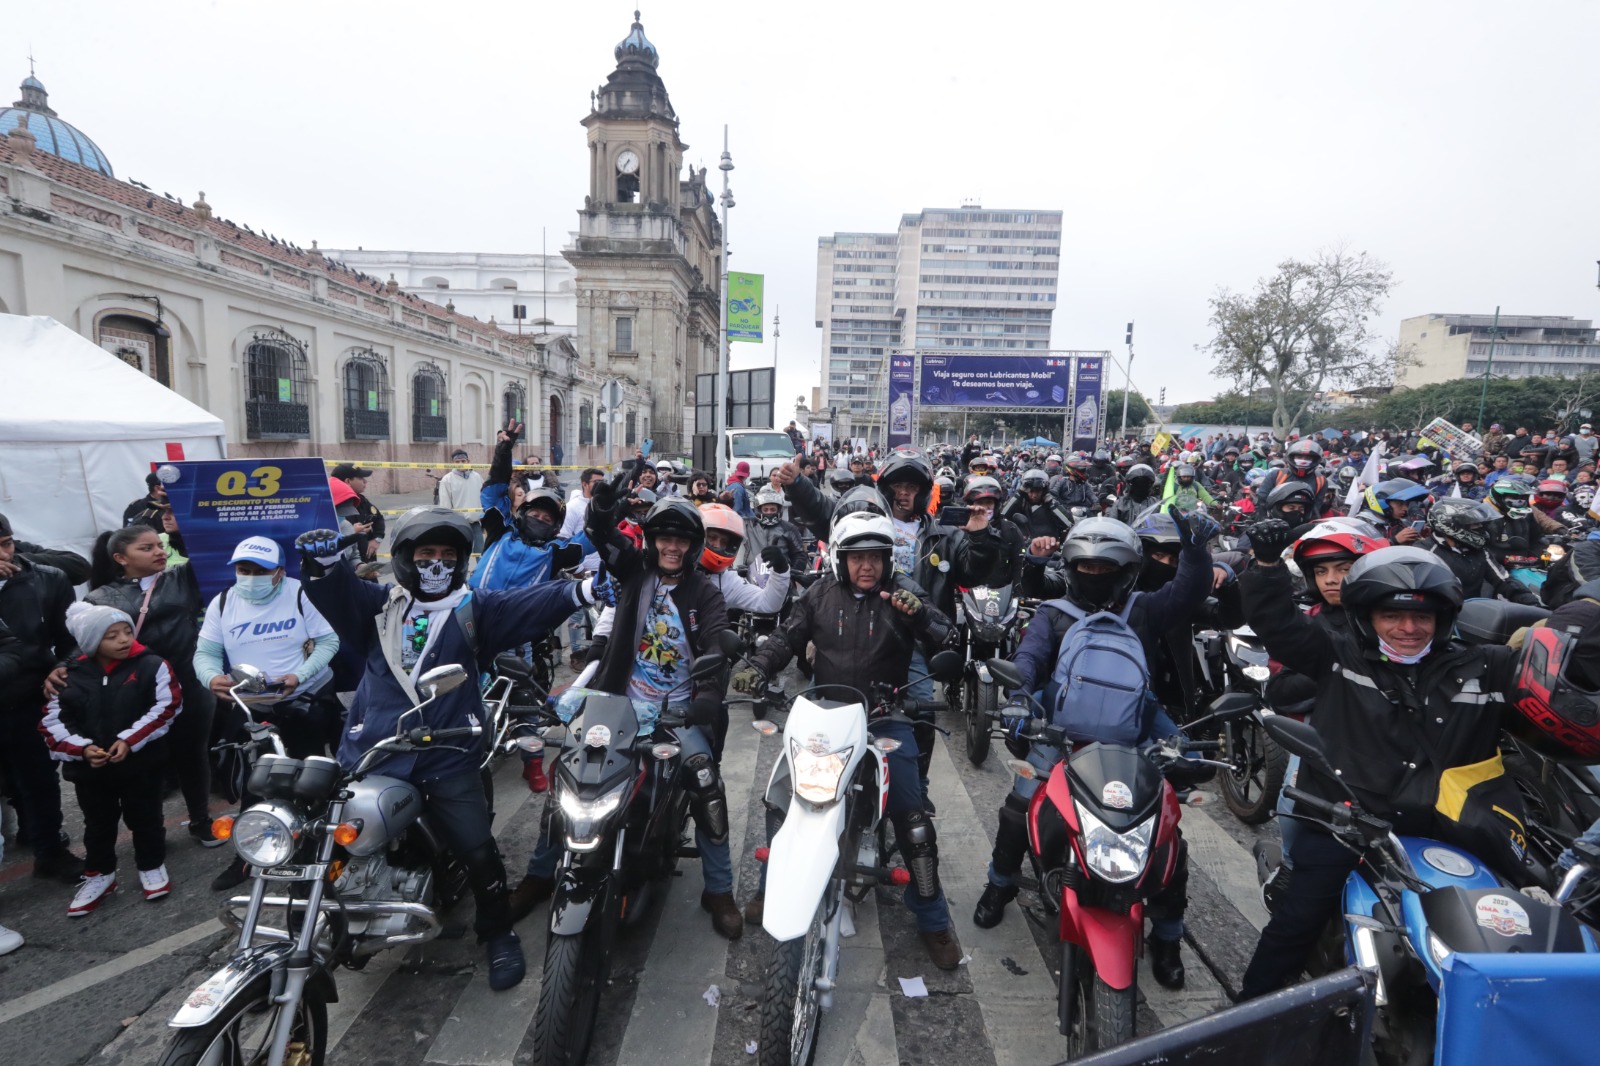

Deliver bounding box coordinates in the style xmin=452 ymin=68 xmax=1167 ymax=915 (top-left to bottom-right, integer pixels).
xmin=0 ymin=314 xmax=226 ymax=560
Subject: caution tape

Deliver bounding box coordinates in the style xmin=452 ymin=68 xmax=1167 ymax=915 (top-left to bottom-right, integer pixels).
xmin=325 ymin=459 xmax=612 ymax=471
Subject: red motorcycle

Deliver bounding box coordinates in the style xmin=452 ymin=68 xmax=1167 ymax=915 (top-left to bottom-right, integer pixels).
xmin=988 ymin=657 xmax=1249 ymax=1057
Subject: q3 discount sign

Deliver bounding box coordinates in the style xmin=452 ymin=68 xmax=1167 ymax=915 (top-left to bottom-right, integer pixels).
xmin=159 ymin=457 xmax=339 ymax=602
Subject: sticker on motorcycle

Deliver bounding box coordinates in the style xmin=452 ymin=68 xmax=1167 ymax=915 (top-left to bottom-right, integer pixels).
xmin=1474 ymin=893 xmax=1531 ymax=937
xmin=1102 ymin=780 xmax=1134 ymax=810
xmin=804 ymin=732 xmax=833 ymax=756
xmin=584 ymin=724 xmax=612 ymax=748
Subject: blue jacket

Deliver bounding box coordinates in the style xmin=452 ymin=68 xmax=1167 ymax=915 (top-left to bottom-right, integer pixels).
xmin=304 ymin=562 xmax=582 ymax=781
xmin=469 ymin=480 xmax=593 ymax=591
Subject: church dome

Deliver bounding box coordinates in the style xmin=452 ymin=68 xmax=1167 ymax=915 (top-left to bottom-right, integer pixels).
xmin=614 ymin=11 xmax=659 ymax=69
xmin=0 ymin=73 xmax=113 ymax=177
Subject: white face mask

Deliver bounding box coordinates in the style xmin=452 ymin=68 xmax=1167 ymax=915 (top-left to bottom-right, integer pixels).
xmin=1378 ymin=637 xmax=1432 ymax=664
xmin=1583 ymin=429 xmax=1593 ymax=436
xmin=415 ymin=559 xmax=456 ymax=595
xmin=234 ymin=573 xmax=279 ymax=605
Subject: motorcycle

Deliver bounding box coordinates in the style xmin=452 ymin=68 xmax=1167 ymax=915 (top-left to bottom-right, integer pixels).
xmin=743 ymin=650 xmax=962 ymax=1066
xmin=164 ymin=663 xmax=481 ymax=1066
xmin=1258 ymin=715 xmax=1600 ymax=1066
xmin=1190 ymin=624 xmax=1289 ymax=823
xmin=525 ymin=650 xmax=728 ymax=1066
xmin=950 ymin=583 xmax=1034 ymax=766
xmin=986 ymin=657 xmax=1249 ymax=1059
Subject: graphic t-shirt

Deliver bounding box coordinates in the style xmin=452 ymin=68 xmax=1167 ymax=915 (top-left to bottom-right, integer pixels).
xmin=199 ymin=577 xmax=335 ymax=696
xmin=891 ymin=517 xmax=920 ymax=577
xmin=628 ymin=585 xmax=693 ymax=705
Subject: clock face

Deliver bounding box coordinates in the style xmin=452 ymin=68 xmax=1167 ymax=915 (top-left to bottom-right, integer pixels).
xmin=617 ymin=150 xmax=640 ymax=175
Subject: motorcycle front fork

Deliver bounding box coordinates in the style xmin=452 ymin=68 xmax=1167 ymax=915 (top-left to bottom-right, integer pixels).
xmin=267 ymin=800 xmax=343 ymax=1064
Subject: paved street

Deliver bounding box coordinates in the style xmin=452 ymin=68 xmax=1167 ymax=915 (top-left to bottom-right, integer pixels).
xmin=0 ymin=645 xmax=1279 ymax=1066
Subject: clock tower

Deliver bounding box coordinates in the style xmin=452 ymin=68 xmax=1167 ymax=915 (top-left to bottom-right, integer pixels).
xmin=566 ymin=11 xmax=723 ymax=454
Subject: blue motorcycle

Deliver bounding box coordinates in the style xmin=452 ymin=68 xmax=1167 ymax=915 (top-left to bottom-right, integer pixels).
xmin=1260 ymin=715 xmax=1599 ymax=1066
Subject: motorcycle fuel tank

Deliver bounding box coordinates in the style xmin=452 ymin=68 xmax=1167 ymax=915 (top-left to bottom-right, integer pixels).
xmin=342 ymin=775 xmax=424 ymax=857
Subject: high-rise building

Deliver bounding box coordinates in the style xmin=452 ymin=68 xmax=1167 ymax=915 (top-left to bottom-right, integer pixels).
xmin=815 ymin=207 xmax=1062 ymax=436
xmin=1398 ymin=313 xmax=1600 ymax=386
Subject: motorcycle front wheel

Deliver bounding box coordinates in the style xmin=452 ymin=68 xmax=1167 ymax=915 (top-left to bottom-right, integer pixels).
xmin=1065 ymin=961 xmax=1135 ymax=1059
xmin=531 ymin=885 xmax=618 ymax=1066
xmin=964 ymin=674 xmax=996 ymax=766
xmin=157 ymin=974 xmax=327 ymax=1066
xmin=758 ymin=883 xmax=836 ymax=1066
xmin=1219 ymin=714 xmax=1286 ymax=825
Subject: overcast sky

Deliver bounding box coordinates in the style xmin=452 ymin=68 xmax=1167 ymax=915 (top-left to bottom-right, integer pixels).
xmin=15 ymin=1 xmax=1600 ymax=407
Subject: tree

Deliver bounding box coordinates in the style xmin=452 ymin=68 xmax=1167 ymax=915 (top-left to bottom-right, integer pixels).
xmin=1201 ymin=249 xmax=1396 ymax=440
xmin=1103 ymin=389 xmax=1154 ymax=431
xmin=1170 ymin=390 xmax=1311 ymax=428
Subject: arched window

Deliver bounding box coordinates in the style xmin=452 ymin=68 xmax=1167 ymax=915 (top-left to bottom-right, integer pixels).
xmin=490 ymin=278 xmax=518 ymax=291
xmin=244 ymin=328 xmax=311 ymax=439
xmin=421 ymin=276 xmax=449 ymax=289
xmin=548 ymin=394 xmax=564 ymax=460
xmin=502 ymin=382 xmax=526 ymax=429
xmin=625 ymin=410 xmax=638 ymax=446
xmin=342 ymin=349 xmax=389 ymax=440
xmin=412 ymin=363 xmax=448 ymax=443
xmin=579 ymin=402 xmax=594 ymax=446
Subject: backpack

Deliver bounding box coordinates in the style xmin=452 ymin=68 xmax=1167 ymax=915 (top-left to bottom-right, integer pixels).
xmin=1041 ymin=593 xmax=1150 ymax=746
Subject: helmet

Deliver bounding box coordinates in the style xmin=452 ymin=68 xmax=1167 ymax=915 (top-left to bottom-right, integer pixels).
xmin=967 ymin=455 xmax=993 ymax=474
xmin=828 ymin=469 xmax=859 ymax=493
xmin=1237 ymin=453 xmax=1256 ymax=468
xmin=626 ymin=486 xmax=658 ymax=518
xmin=1060 ymin=517 xmax=1143 ymax=610
xmin=1247 ymin=467 xmax=1269 ymax=486
xmin=1126 ymin=462 xmax=1156 ymax=484
xmin=389 ymin=506 xmax=474 ymax=596
xmin=1093 ymin=449 xmax=1112 ymax=464
xmin=1573 ymin=483 xmax=1596 ymax=510
xmin=1065 ymin=455 xmax=1091 ymax=476
xmin=1287 ymin=438 xmax=1324 ymax=473
xmin=1264 ymin=480 xmax=1317 ymax=518
xmin=962 ymin=475 xmax=1003 ymax=504
xmin=1489 ymin=475 xmax=1536 ymax=519
xmin=1175 ymin=462 xmax=1196 ymax=483
xmin=1019 ymin=468 xmax=1049 ymax=493
xmin=829 ymin=511 xmax=895 ymax=588
xmin=1115 ymin=456 xmax=1134 ymax=473
xmin=935 ymin=474 xmax=956 ymax=498
xmin=698 ymin=503 xmax=745 ymax=573
xmin=754 ymin=485 xmax=785 ymax=526
xmin=1047 ymin=453 xmax=1063 ymax=464
xmin=879 ymin=452 xmax=934 ymax=515
xmin=1536 ymin=480 xmax=1569 ymax=500
xmin=1336 ymin=465 xmax=1358 ymax=488
xmin=1503 ymin=625 xmax=1600 ymax=763
xmin=1367 ymin=478 xmax=1431 ymax=518
xmin=1292 ymin=522 xmax=1388 ymax=602
xmin=641 ymin=496 xmax=705 ymax=575
xmin=517 ymin=487 xmax=569 ymax=544
xmin=1426 ymin=497 xmax=1500 ymax=550
xmin=1341 ymin=545 xmax=1464 ymax=648
xmin=1132 ymin=509 xmax=1181 ymax=550
xmin=1453 ymin=460 xmax=1480 ymax=478
xmin=834 ymin=482 xmax=891 ymax=522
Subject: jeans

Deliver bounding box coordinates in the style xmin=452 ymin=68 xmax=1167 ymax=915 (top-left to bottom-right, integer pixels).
xmin=1276 ymin=753 xmax=1303 ymax=869
xmin=908 ymin=649 xmax=937 ymax=803
xmin=0 ymin=708 xmax=67 ymax=858
xmin=75 ymin=759 xmax=166 ymax=873
xmin=417 ymin=770 xmax=511 ymax=939
xmin=1239 ymin=828 xmax=1357 ymax=999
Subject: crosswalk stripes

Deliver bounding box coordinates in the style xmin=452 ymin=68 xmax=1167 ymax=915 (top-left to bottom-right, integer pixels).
xmin=811 ymin=883 xmax=901 ymax=1063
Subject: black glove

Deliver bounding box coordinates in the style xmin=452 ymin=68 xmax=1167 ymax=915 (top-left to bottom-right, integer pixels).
xmin=759 ymin=545 xmax=790 ymax=574
xmin=687 ymin=695 xmax=722 ymax=727
xmin=1249 ymin=518 xmax=1295 ymax=563
xmin=1180 ymin=509 xmax=1220 ymax=549
xmin=551 ymin=543 xmax=583 ymax=573
xmin=589 ymin=479 xmax=618 ymax=519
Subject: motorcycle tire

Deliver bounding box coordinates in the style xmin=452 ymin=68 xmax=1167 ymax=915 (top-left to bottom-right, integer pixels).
xmin=1219 ymin=715 xmax=1287 ymax=825
xmin=965 ymin=676 xmax=995 ymax=767
xmin=758 ymin=887 xmax=834 ymax=1066
xmin=1065 ymin=963 xmax=1135 ymax=1058
xmin=157 ymin=973 xmax=328 ymax=1066
xmin=531 ymin=891 xmax=617 ymax=1066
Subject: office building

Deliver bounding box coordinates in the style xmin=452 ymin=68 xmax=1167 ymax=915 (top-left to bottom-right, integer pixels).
xmin=1398 ymin=313 xmax=1600 ymax=386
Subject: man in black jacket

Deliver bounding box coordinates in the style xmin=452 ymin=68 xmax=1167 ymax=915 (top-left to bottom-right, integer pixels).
xmin=0 ymin=516 xmax=84 ymax=881
xmin=121 ymin=472 xmax=169 ymax=531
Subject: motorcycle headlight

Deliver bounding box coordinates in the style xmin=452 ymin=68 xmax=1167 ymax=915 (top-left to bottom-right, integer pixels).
xmin=1074 ymin=803 xmax=1154 ymax=884
xmin=791 ymin=739 xmax=853 ymax=804
xmin=559 ymin=781 xmax=629 ymax=852
xmin=232 ymin=804 xmax=302 ymax=868
xmin=1242 ymin=664 xmax=1271 ymax=683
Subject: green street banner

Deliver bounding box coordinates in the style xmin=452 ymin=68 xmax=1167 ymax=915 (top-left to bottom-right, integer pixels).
xmin=727 ymin=273 xmax=764 ymax=342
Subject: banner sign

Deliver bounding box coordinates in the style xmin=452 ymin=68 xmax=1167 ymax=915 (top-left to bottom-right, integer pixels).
xmin=888 ymin=355 xmax=915 ymax=448
xmin=727 ymin=272 xmax=764 ymax=343
xmin=1419 ymin=416 xmax=1483 ymax=459
xmin=1070 ymin=355 xmax=1104 ymax=452
xmin=918 ymin=355 xmax=1071 ymax=408
xmin=160 ymin=457 xmax=340 ymax=603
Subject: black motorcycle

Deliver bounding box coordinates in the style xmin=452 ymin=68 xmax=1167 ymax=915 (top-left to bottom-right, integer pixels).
xmin=1189 ymin=624 xmax=1287 ymax=823
xmin=951 ymin=583 xmax=1034 ymax=765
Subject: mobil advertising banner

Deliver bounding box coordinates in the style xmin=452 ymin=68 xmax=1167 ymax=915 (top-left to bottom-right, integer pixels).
xmin=1070 ymin=355 xmax=1104 ymax=452
xmin=888 ymin=355 xmax=915 ymax=448
xmin=917 ymin=355 xmax=1071 ymax=408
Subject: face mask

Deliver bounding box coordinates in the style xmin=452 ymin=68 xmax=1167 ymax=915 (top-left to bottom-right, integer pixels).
xmin=1069 ymin=568 xmax=1123 ymax=609
xmin=1583 ymin=429 xmax=1592 ymax=436
xmin=757 ymin=510 xmax=780 ymax=527
xmin=1137 ymin=558 xmax=1177 ymax=592
xmin=1378 ymin=636 xmax=1432 ymax=664
xmin=234 ymin=573 xmax=279 ymax=605
xmin=518 ymin=513 xmax=557 ymax=545
xmin=415 ymin=558 xmax=456 ymax=595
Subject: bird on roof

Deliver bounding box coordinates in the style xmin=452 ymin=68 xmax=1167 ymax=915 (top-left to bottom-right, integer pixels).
xmin=145 ymin=198 xmax=154 ymax=208
xmin=163 ymin=192 xmax=177 ymax=201
xmin=130 ymin=179 xmax=150 ymax=190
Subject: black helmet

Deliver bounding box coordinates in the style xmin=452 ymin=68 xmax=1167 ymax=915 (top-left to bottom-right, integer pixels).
xmin=389 ymin=506 xmax=474 ymax=596
xmin=1341 ymin=545 xmax=1464 ymax=648
xmin=517 ymin=487 xmax=568 ymax=544
xmin=640 ymin=496 xmax=704 ymax=575
xmin=1265 ymin=480 xmax=1317 ymax=517
xmin=1093 ymin=449 xmax=1112 ymax=464
xmin=1287 ymin=438 xmax=1324 ymax=473
xmin=520 ymin=487 xmax=566 ymax=524
xmin=1489 ymin=475 xmax=1536 ymax=519
xmin=877 ymin=451 xmax=934 ymax=515
xmin=833 ymin=482 xmax=891 ymax=522
xmin=1426 ymin=497 xmax=1499 ymax=550
xmin=1060 ymin=517 xmax=1143 ymax=610
xmin=1453 ymin=460 xmax=1479 ymax=479
xmin=962 ymin=475 xmax=1003 ymax=504
xmin=828 ymin=469 xmax=859 ymax=493
xmin=1126 ymin=463 xmax=1155 ymax=484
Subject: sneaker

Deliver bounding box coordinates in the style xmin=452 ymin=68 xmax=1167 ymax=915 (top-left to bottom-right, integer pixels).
xmin=211 ymin=857 xmax=250 ymax=892
xmin=139 ymin=865 xmax=171 ymax=901
xmin=1148 ymin=935 xmax=1185 ymax=989
xmin=920 ymin=927 xmax=964 ymax=971
xmin=32 ymin=849 xmax=86 ymax=884
xmin=485 ymin=930 xmax=526 ymax=991
xmin=743 ymin=891 xmax=765 ymax=928
xmin=1260 ymin=865 xmax=1292 ymax=915
xmin=0 ymin=924 xmax=21 ymax=956
xmin=189 ymin=821 xmax=227 ymax=848
xmin=68 ymin=873 xmax=117 ymax=916
xmin=701 ymin=891 xmax=744 ymax=940
xmin=973 ymin=881 xmax=1019 ymax=929
xmin=507 ymin=874 xmax=554 ymax=924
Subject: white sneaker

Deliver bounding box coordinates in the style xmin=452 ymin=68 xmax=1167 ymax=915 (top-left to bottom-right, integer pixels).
xmin=139 ymin=865 xmax=171 ymax=901
xmin=0 ymin=924 xmax=22 ymax=955
xmin=68 ymin=872 xmax=117 ymax=916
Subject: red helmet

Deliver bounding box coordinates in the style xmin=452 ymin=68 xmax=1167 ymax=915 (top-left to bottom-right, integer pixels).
xmin=1506 ymin=627 xmax=1600 ymax=763
xmin=1291 ymin=521 xmax=1387 ymax=603
xmin=698 ymin=504 xmax=745 ymax=573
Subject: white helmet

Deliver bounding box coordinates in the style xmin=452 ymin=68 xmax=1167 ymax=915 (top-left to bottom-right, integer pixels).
xmin=828 ymin=511 xmax=896 ymax=588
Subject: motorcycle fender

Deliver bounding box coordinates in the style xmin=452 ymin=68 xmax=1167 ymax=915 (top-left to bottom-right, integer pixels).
xmin=549 ymin=865 xmax=611 ymax=937
xmin=170 ymin=942 xmax=338 ymax=1028
xmin=1059 ymin=890 xmax=1143 ymax=991
xmin=763 ymin=800 xmax=849 ymax=942
xmin=976 ymin=662 xmax=993 ymax=685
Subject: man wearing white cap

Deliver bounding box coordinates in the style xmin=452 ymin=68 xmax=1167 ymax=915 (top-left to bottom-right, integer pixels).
xmin=193 ymin=537 xmax=341 ymax=890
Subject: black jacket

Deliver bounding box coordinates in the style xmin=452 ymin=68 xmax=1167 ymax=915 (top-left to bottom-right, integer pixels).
xmin=84 ymin=564 xmax=203 ymax=677
xmin=40 ymin=645 xmax=179 ymax=783
xmin=1424 ymin=542 xmax=1539 ymax=606
xmin=998 ymin=495 xmax=1073 ymax=544
xmin=0 ymin=557 xmax=76 ymax=715
xmin=748 ymin=572 xmax=950 ymax=699
xmin=1543 ymin=537 xmax=1600 ymax=608
xmin=121 ymin=494 xmax=167 ymax=532
xmin=741 ymin=518 xmax=809 ymax=575
xmin=15 ymin=541 xmax=91 ymax=585
xmin=1242 ymin=563 xmax=1520 ymax=833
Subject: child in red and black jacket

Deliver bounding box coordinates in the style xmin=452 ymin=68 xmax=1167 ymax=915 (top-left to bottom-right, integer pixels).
xmin=41 ymin=602 xmax=181 ymax=916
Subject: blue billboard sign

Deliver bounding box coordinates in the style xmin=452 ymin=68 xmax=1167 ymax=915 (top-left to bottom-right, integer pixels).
xmin=1070 ymin=355 xmax=1104 ymax=452
xmin=917 ymin=355 xmax=1071 ymax=408
xmin=888 ymin=356 xmax=915 ymax=447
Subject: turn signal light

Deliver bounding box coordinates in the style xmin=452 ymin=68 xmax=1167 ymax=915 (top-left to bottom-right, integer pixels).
xmin=889 ymin=869 xmax=911 ymax=886
xmin=212 ymin=816 xmax=234 ymax=841
xmin=755 ymin=847 xmax=770 ymax=863
xmin=326 ymin=860 xmax=345 ymax=883
xmin=332 ymin=822 xmax=360 ymax=846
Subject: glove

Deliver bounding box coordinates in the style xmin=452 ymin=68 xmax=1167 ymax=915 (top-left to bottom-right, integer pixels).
xmin=589 ymin=479 xmax=618 ymax=519
xmin=759 ymin=545 xmax=790 ymax=574
xmin=550 ymin=543 xmax=583 ymax=573
xmin=730 ymin=665 xmax=766 ymax=695
xmin=577 ymin=572 xmax=616 ymax=608
xmin=888 ymin=588 xmax=923 ymax=617
xmin=1001 ymin=697 xmax=1031 ymax=737
xmin=1181 ymin=509 xmax=1220 ymax=549
xmin=295 ymin=529 xmax=344 ymax=575
xmin=1248 ymin=518 xmax=1295 ymax=563
xmin=686 ymin=695 xmax=721 ymax=727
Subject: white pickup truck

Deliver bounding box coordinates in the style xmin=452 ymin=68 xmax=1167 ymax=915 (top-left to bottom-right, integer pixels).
xmin=724 ymin=429 xmax=799 ymax=481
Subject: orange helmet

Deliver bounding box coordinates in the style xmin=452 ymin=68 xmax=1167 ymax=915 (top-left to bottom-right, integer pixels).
xmin=698 ymin=503 xmax=745 ymax=573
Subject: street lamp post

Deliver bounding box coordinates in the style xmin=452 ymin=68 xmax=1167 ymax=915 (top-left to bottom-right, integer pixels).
xmin=1475 ymin=306 xmax=1500 ymax=430
xmin=713 ymin=127 xmax=735 ymax=483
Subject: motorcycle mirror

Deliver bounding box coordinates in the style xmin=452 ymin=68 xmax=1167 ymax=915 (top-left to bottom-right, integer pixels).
xmin=985 ymin=657 xmax=1025 ymax=690
xmin=1262 ymin=715 xmax=1345 ymax=787
xmin=689 ymin=653 xmax=726 ymax=681
xmin=1199 ymin=692 xmax=1257 ymax=725
xmin=927 ymin=649 xmax=963 ymax=682
xmin=419 ymin=664 xmax=468 ymax=696
xmin=229 ymin=664 xmax=268 ymax=693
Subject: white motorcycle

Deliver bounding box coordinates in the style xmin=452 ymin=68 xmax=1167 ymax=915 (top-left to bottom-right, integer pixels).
xmin=743 ymin=650 xmax=961 ymax=1066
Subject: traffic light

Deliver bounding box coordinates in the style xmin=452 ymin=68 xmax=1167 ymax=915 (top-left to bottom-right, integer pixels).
xmin=1159 ymin=387 xmax=1166 ymax=405
xmin=1125 ymin=322 xmax=1134 ymax=347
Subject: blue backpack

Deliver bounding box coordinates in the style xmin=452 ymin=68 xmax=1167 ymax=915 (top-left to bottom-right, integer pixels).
xmin=1041 ymin=593 xmax=1149 ymax=746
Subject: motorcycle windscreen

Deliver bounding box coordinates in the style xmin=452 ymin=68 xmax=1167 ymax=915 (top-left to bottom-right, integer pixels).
xmin=1421 ymin=885 xmax=1592 ymax=957
xmin=555 ymin=693 xmax=643 ymax=793
xmin=1065 ymin=742 xmax=1163 ymax=832
xmin=1436 ymin=952 xmax=1600 ymax=1066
